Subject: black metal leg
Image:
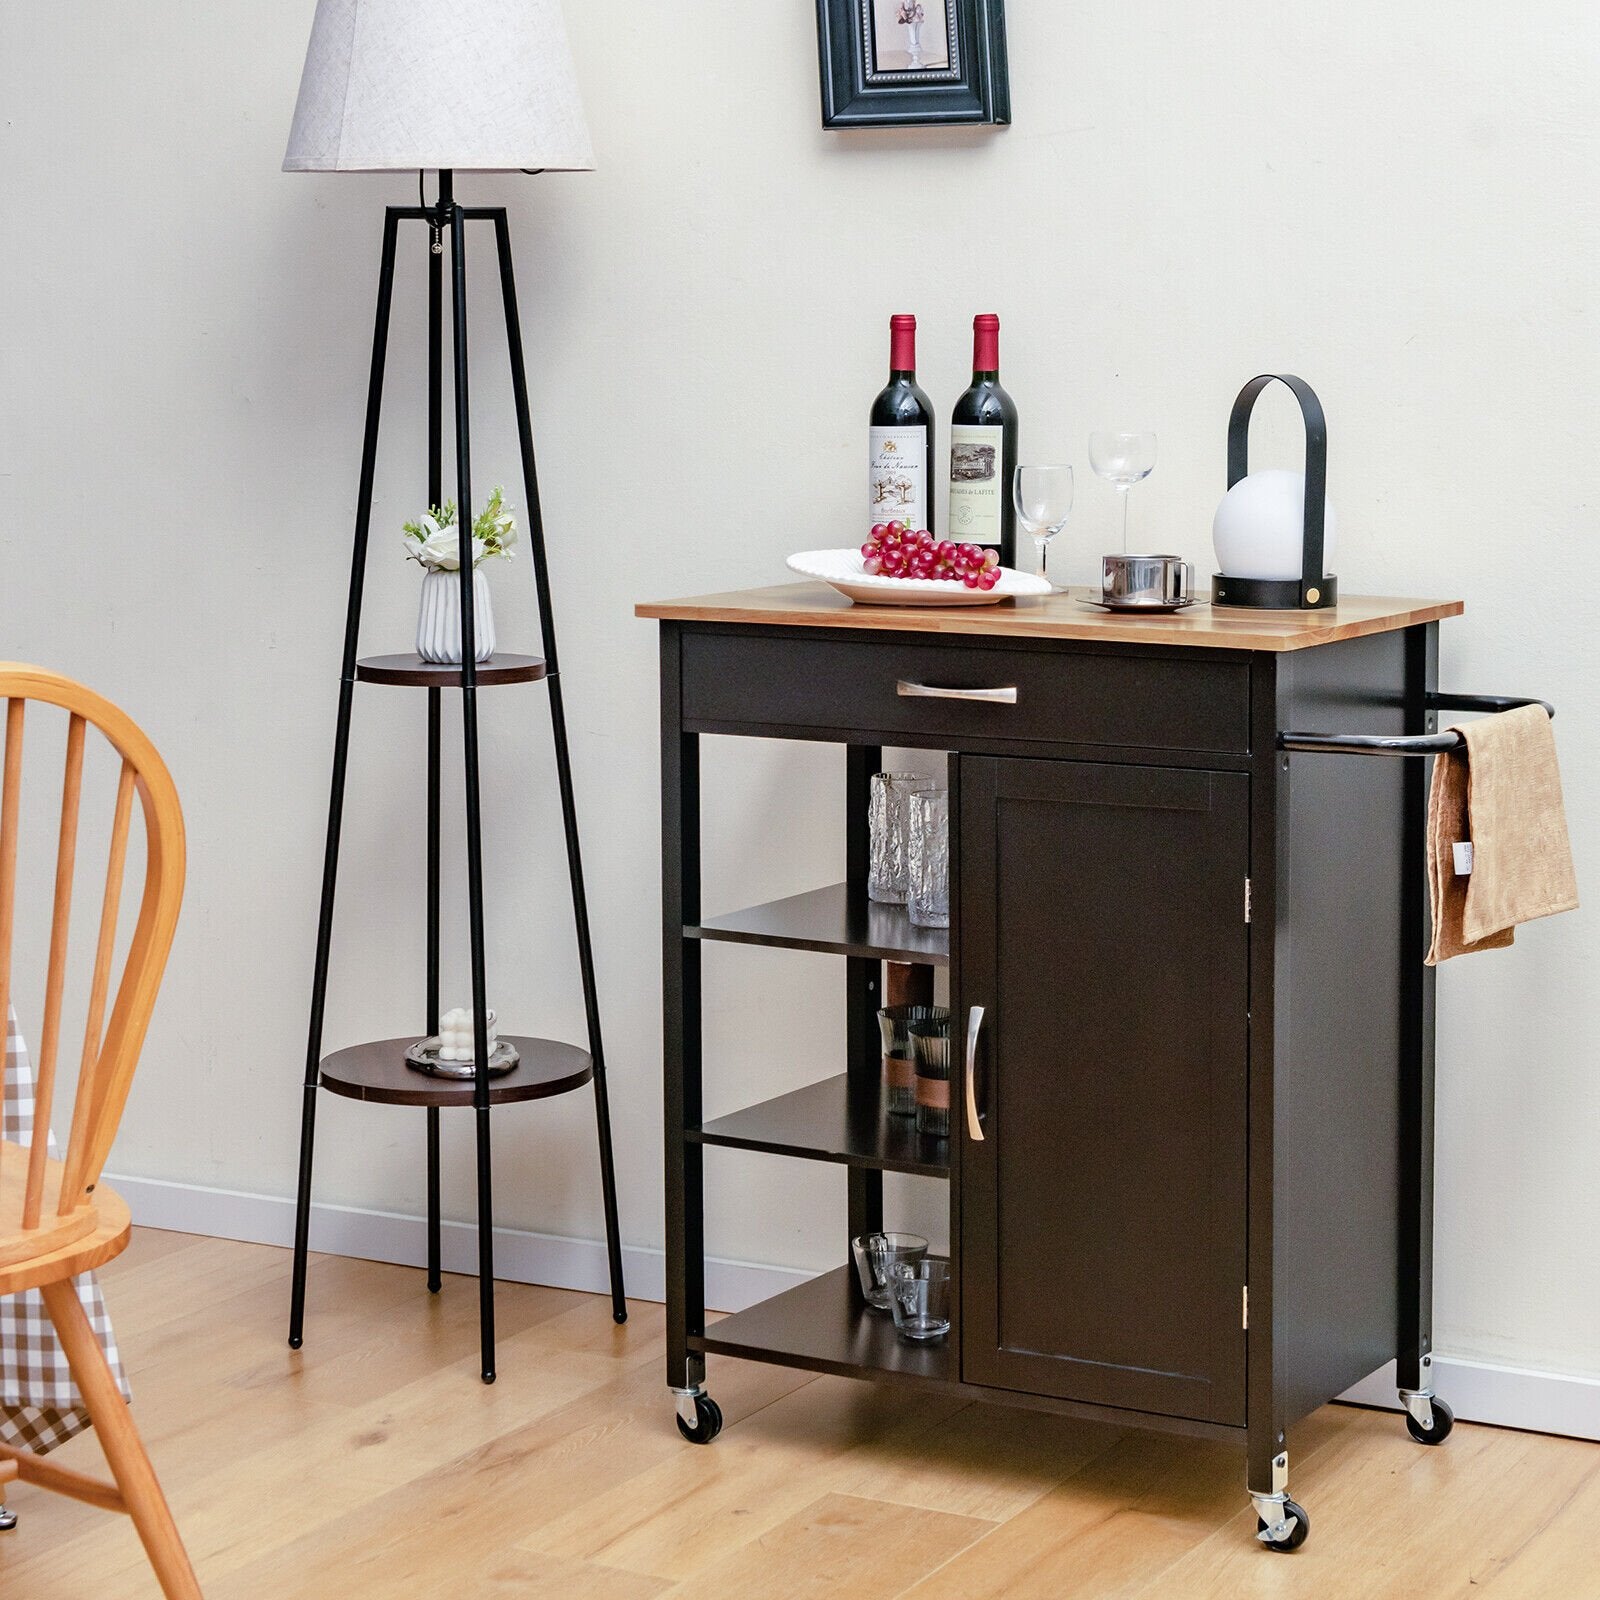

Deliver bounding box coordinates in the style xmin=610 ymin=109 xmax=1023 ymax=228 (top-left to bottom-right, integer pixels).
xmin=1397 ymin=622 xmax=1440 ymax=1393
xmin=289 ymin=208 xmax=402 ymax=1351
xmin=426 ymin=1107 xmax=443 ymax=1294
xmin=492 ymin=210 xmax=627 ymax=1323
xmin=446 ymin=186 xmax=498 ymax=1386
xmin=845 ymin=746 xmax=884 ymax=1246
xmin=474 ymin=1105 xmax=495 ymax=1382
xmin=424 ymin=202 xmax=445 ymax=1304
xmin=661 ymin=627 xmax=704 ymax=1394
xmin=426 ymin=686 xmax=443 ymax=1295
xmin=425 ymin=681 xmax=443 ymax=1296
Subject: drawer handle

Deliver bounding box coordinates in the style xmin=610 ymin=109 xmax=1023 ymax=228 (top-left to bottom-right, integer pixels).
xmin=897 ymin=681 xmax=1018 ymax=705
xmin=965 ymin=1005 xmax=986 ymax=1142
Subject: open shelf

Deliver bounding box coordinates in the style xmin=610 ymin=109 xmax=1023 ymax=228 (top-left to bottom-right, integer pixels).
xmin=693 ymin=1074 xmax=949 ymax=1177
xmin=355 ymin=653 xmax=547 ymax=687
xmin=694 ymin=1265 xmax=958 ymax=1387
xmin=686 ymin=883 xmax=949 ymax=966
xmin=319 ymin=1035 xmax=593 ymax=1108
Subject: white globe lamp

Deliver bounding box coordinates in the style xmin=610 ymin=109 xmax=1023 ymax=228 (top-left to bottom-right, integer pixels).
xmin=1213 ymin=470 xmax=1338 ymax=581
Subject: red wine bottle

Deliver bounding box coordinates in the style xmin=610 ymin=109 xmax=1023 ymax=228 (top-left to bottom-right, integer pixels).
xmin=869 ymin=314 xmax=934 ymax=537
xmin=948 ymin=314 xmax=1018 ymax=568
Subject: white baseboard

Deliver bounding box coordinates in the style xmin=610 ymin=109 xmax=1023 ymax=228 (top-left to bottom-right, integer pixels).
xmin=105 ymin=1172 xmax=810 ymax=1318
xmin=1338 ymin=1357 xmax=1600 ymax=1442
xmin=108 ymin=1173 xmax=1600 ymax=1442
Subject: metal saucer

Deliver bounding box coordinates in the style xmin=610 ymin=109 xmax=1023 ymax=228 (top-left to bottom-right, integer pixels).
xmin=404 ymin=1036 xmax=521 ymax=1079
xmin=1077 ymin=595 xmax=1204 ymax=615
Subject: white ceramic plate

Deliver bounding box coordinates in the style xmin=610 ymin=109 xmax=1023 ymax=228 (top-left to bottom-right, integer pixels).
xmin=787 ymin=548 xmax=1051 ymax=608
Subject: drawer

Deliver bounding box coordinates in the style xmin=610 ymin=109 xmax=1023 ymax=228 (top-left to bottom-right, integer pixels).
xmin=679 ymin=630 xmax=1251 ymax=754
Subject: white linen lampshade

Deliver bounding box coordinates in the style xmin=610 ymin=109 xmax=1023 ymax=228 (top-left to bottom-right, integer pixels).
xmin=283 ymin=0 xmax=594 ymax=173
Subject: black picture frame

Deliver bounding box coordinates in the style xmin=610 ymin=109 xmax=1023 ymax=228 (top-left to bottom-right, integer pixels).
xmin=816 ymin=0 xmax=1009 ymax=129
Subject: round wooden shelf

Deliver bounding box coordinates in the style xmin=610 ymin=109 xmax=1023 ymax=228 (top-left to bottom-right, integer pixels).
xmin=355 ymin=654 xmax=547 ymax=687
xmin=318 ymin=1035 xmax=593 ymax=1108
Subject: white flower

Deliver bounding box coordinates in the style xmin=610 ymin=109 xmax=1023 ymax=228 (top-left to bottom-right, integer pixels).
xmin=404 ymin=518 xmax=486 ymax=571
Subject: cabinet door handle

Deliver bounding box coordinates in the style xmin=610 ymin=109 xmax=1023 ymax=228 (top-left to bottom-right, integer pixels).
xmin=965 ymin=1005 xmax=986 ymax=1142
xmin=897 ymin=681 xmax=1018 ymax=705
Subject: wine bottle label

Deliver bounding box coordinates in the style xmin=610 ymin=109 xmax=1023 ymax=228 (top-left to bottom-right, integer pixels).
xmin=869 ymin=426 xmax=928 ymax=531
xmin=948 ymin=424 xmax=1003 ymax=550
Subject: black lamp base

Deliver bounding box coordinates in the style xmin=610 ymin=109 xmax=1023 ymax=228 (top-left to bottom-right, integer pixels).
xmin=1211 ymin=573 xmax=1338 ymax=610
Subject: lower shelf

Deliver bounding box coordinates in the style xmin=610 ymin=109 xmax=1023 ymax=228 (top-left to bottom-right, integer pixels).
xmin=694 ymin=1265 xmax=958 ymax=1387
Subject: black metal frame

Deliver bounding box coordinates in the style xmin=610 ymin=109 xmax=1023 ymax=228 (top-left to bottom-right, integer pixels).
xmin=1212 ymin=374 xmax=1338 ymax=612
xmin=288 ymin=170 xmax=626 ymax=1383
xmin=816 ymin=0 xmax=1009 ymax=128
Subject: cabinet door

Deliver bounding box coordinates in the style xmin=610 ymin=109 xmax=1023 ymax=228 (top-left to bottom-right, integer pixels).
xmin=958 ymin=756 xmax=1249 ymax=1424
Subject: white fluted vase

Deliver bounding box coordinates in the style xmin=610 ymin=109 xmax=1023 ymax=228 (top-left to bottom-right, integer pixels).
xmin=416 ymin=567 xmax=496 ymax=665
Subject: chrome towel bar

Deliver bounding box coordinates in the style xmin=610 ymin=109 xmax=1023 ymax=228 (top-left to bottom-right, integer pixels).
xmin=1278 ymin=693 xmax=1554 ymax=758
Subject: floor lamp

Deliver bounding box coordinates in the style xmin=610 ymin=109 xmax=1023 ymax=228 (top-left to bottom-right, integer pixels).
xmin=282 ymin=0 xmax=625 ymax=1383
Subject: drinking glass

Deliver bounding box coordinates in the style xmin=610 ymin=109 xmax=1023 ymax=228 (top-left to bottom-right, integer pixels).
xmin=878 ymin=1004 xmax=949 ymax=1117
xmin=868 ymin=772 xmax=936 ymax=904
xmin=851 ymin=1232 xmax=929 ymax=1312
xmin=906 ymin=788 xmax=950 ymax=929
xmin=1088 ymin=431 xmax=1157 ymax=552
xmin=1012 ymin=465 xmax=1073 ymax=591
xmin=909 ymin=1017 xmax=952 ymax=1138
xmin=889 ymin=1258 xmax=952 ymax=1342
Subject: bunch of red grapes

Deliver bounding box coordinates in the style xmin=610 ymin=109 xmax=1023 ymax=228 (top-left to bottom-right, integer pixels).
xmin=862 ymin=522 xmax=1003 ymax=590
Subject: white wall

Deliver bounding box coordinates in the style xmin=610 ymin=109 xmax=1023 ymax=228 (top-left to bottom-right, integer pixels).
xmin=2 ymin=2 xmax=1597 ymax=1388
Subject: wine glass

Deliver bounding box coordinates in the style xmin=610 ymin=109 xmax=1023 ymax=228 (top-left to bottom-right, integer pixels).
xmin=1012 ymin=465 xmax=1074 ymax=592
xmin=1088 ymin=432 xmax=1157 ymax=553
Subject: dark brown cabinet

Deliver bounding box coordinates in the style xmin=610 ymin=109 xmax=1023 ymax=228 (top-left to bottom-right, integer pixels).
xmin=643 ymin=584 xmax=1470 ymax=1548
xmin=958 ymin=756 xmax=1249 ymax=1424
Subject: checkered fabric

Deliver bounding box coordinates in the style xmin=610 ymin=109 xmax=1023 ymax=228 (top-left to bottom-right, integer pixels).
xmin=0 ymin=1009 xmax=130 ymax=1454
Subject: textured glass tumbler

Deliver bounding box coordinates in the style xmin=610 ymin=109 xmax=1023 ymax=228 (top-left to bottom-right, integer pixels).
xmin=906 ymin=788 xmax=950 ymax=928
xmin=890 ymin=1258 xmax=952 ymax=1342
xmin=879 ymin=1004 xmax=949 ymax=1117
xmin=868 ymin=773 xmax=936 ymax=904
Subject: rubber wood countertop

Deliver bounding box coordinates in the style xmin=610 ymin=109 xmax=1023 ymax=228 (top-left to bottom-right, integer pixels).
xmin=636 ymin=583 xmax=1463 ymax=653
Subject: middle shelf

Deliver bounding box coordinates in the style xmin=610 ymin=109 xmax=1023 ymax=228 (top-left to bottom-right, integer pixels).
xmin=692 ymin=1073 xmax=950 ymax=1177
xmin=686 ymin=882 xmax=949 ymax=966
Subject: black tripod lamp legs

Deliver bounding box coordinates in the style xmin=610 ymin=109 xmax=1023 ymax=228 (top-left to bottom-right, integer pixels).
xmin=475 ymin=1104 xmax=496 ymax=1383
xmin=426 ymin=1107 xmax=443 ymax=1294
xmin=287 ymin=1081 xmax=320 ymax=1349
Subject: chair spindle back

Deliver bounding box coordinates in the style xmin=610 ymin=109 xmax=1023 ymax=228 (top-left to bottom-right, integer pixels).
xmin=0 ymin=665 xmax=184 ymax=1240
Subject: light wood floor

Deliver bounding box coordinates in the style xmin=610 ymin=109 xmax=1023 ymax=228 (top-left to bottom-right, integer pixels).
xmin=0 ymin=1231 xmax=1595 ymax=1598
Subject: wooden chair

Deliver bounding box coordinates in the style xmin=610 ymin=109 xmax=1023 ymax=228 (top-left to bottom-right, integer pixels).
xmin=0 ymin=663 xmax=199 ymax=1598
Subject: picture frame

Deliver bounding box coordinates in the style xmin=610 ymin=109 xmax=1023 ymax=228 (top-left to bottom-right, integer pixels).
xmin=815 ymin=0 xmax=1009 ymax=129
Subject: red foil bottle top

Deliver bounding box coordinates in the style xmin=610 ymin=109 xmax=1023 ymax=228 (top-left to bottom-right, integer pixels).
xmin=972 ymin=313 xmax=1000 ymax=371
xmin=890 ymin=313 xmax=917 ymax=372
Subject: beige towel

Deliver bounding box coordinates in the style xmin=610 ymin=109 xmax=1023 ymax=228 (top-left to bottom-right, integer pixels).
xmin=1426 ymin=703 xmax=1578 ymax=964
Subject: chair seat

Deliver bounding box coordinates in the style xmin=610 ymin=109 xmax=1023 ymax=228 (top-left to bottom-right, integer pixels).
xmin=0 ymin=1142 xmax=131 ymax=1296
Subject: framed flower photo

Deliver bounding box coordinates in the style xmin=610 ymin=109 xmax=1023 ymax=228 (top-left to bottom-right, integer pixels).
xmin=815 ymin=0 xmax=1009 ymax=128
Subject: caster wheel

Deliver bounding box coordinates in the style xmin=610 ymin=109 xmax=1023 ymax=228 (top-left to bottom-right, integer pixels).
xmin=0 ymin=1506 xmax=17 ymax=1532
xmin=676 ymin=1394 xmax=724 ymax=1444
xmin=1258 ymin=1499 xmax=1310 ymax=1552
xmin=1406 ymin=1397 xmax=1454 ymax=1445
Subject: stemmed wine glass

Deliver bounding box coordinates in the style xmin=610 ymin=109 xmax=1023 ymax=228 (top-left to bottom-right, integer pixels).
xmin=1012 ymin=465 xmax=1073 ymax=592
xmin=1088 ymin=432 xmax=1157 ymax=553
